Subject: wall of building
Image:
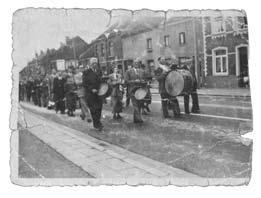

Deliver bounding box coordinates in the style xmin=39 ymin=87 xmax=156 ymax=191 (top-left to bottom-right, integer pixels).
xmin=204 ymin=16 xmax=249 ymax=88
xmin=122 ymin=18 xmax=204 ymax=81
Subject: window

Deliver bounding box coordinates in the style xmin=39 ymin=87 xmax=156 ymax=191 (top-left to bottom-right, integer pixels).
xmin=164 ymin=35 xmax=170 ymax=47
xmin=147 ymin=38 xmax=152 ymax=52
xmin=211 ymin=16 xmax=226 ymax=34
xmin=179 ymin=32 xmax=186 ymax=45
xmin=101 ymin=43 xmax=105 ymax=57
xmin=235 ymin=16 xmax=248 ymax=30
xmin=108 ymin=41 xmax=114 ymax=57
xmin=212 ymin=48 xmax=228 ymax=75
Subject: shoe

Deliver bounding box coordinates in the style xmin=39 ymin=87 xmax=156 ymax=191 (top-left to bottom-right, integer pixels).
xmin=191 ymin=109 xmax=200 ymax=114
xmin=87 ymin=118 xmax=92 ymax=123
xmin=164 ymin=115 xmax=171 ymax=119
xmin=185 ymin=111 xmax=190 ymax=114
xmin=134 ymin=120 xmax=143 ymax=124
xmin=80 ymin=114 xmax=85 ymax=120
xmin=174 ymin=114 xmax=181 ymax=118
xmin=142 ymin=111 xmax=148 ymax=115
xmin=116 ymin=114 xmax=122 ymax=119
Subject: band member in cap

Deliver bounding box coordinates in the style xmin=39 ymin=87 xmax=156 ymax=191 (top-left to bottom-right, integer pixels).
xmin=82 ymin=57 xmax=103 ymax=130
xmin=53 ymin=71 xmax=66 ymax=114
xmin=124 ymin=59 xmax=146 ymax=123
xmin=155 ymin=57 xmax=181 ymax=118
xmin=108 ymin=66 xmax=123 ymax=120
xmin=74 ymin=65 xmax=92 ymax=122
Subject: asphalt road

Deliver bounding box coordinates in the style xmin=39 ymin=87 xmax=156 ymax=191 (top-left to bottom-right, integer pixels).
xmin=18 ymin=128 xmax=93 ymax=178
xmin=20 ymin=95 xmax=253 ymax=178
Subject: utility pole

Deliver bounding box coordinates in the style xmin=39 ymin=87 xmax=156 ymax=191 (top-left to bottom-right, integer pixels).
xmin=192 ymin=17 xmax=199 ymax=85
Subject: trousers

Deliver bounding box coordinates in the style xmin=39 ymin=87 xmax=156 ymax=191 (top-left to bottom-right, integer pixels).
xmin=160 ymin=93 xmax=180 ymax=117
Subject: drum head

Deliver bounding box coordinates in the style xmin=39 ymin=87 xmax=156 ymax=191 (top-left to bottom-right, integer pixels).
xmin=165 ymin=71 xmax=184 ymax=96
xmin=98 ymin=83 xmax=109 ymax=96
xmin=135 ymin=88 xmax=148 ymax=100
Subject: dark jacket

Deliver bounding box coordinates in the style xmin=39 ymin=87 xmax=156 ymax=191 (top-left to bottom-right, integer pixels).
xmin=53 ymin=77 xmax=66 ymax=101
xmin=124 ymin=68 xmax=145 ymax=93
xmin=82 ymin=68 xmax=101 ymax=98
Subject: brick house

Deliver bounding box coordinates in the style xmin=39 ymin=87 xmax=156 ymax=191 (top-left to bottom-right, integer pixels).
xmin=79 ymin=31 xmax=124 ymax=75
xmin=203 ymin=12 xmax=249 ymax=88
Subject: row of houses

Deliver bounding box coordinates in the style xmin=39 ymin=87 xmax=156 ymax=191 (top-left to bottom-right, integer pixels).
xmin=79 ymin=13 xmax=249 ymax=88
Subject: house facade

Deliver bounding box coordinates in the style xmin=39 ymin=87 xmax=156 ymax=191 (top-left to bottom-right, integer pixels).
xmin=79 ymin=31 xmax=124 ymax=75
xmin=121 ymin=17 xmax=204 ymax=85
xmin=203 ymin=13 xmax=249 ymax=88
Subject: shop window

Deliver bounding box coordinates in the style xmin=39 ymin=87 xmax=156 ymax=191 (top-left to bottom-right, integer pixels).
xmin=212 ymin=47 xmax=228 ymax=75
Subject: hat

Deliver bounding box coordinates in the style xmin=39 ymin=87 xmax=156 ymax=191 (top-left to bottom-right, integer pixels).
xmin=90 ymin=57 xmax=98 ymax=65
xmin=134 ymin=58 xmax=141 ymax=63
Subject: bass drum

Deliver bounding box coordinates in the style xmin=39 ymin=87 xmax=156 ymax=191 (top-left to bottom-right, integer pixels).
xmin=165 ymin=69 xmax=194 ymax=96
xmin=98 ymin=83 xmax=112 ymax=98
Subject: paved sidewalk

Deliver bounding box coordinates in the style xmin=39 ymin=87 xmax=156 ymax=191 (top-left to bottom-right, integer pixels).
xmin=18 ymin=105 xmax=200 ymax=184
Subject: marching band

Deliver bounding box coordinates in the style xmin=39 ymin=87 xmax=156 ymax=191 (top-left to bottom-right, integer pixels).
xmin=19 ymin=56 xmax=200 ymax=131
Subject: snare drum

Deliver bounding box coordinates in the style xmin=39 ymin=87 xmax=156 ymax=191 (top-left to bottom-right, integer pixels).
xmin=165 ymin=69 xmax=194 ymax=96
xmin=98 ymin=83 xmax=112 ymax=98
xmin=134 ymin=87 xmax=148 ymax=100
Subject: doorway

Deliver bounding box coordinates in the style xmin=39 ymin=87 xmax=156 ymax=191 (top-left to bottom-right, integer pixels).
xmin=237 ymin=46 xmax=249 ymax=87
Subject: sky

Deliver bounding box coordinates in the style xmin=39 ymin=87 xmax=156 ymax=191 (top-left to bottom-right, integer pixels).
xmin=12 ymin=8 xmax=244 ymax=71
xmin=12 ymin=8 xmax=134 ymax=71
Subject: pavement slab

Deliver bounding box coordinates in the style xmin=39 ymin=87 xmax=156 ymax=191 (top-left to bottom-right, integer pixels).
xmin=18 ymin=104 xmax=199 ymax=180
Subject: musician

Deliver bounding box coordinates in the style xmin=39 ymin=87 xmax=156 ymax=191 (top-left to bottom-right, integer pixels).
xmin=48 ymin=69 xmax=57 ymax=103
xmin=74 ymin=65 xmax=92 ymax=122
xmin=108 ymin=66 xmax=123 ymax=120
xmin=40 ymin=75 xmax=49 ymax=108
xmin=155 ymin=57 xmax=181 ymax=118
xmin=124 ymin=59 xmax=146 ymax=123
xmin=82 ymin=57 xmax=103 ymax=130
xmin=180 ymin=64 xmax=200 ymax=114
xmin=53 ymin=71 xmax=66 ymax=114
xmin=140 ymin=63 xmax=152 ymax=115
xmin=64 ymin=68 xmax=77 ymax=117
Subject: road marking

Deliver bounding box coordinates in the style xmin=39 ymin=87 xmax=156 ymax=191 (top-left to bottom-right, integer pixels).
xmin=19 ymin=155 xmax=45 ymax=178
xmin=150 ymin=100 xmax=252 ymax=110
xmin=186 ymin=112 xmax=252 ymax=122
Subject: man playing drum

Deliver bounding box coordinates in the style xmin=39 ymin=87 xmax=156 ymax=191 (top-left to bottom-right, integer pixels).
xmin=82 ymin=58 xmax=104 ymax=131
xmin=124 ymin=59 xmax=146 ymax=123
xmin=155 ymin=57 xmax=181 ymax=119
xmin=108 ymin=66 xmax=124 ymax=120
